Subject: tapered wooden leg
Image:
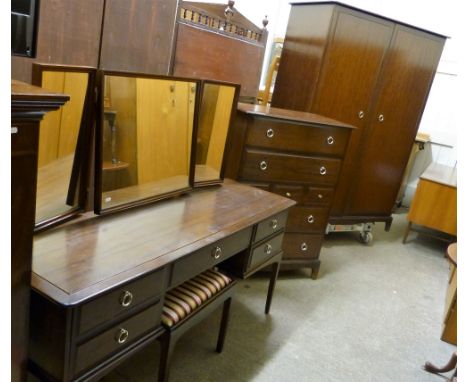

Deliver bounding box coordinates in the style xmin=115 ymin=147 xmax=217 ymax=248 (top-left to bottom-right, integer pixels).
xmin=158 ymin=332 xmax=177 ymax=382
xmin=265 ymin=262 xmax=280 ymax=314
xmin=402 ymin=222 xmax=412 ymax=244
xmin=216 ymin=298 xmax=232 ymax=353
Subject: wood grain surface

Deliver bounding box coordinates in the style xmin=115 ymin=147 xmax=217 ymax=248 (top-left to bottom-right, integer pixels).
xmin=32 ymin=181 xmax=295 ymax=305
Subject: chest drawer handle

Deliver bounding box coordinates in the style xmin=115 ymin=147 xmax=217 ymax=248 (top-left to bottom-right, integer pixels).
xmin=259 ymin=161 xmax=268 ymax=171
xmin=378 ymin=114 xmax=385 ymax=122
xmin=317 ymin=194 xmax=323 ymax=199
xmin=270 ymin=219 xmax=278 ymax=229
xmin=264 ymin=244 xmax=273 ymax=255
xmin=119 ymin=290 xmax=134 ymax=307
xmin=212 ymin=246 xmax=222 ymax=259
xmin=266 ymin=128 xmax=274 ymax=138
xmin=307 ymin=215 xmax=314 ymax=224
xmin=285 ymin=192 xmax=291 ymax=198
xmin=301 ymin=243 xmax=308 ymax=251
xmin=116 ymin=328 xmax=129 ymax=344
xmin=327 ymin=136 xmax=334 ymax=145
xmin=319 ymin=166 xmax=327 ymax=175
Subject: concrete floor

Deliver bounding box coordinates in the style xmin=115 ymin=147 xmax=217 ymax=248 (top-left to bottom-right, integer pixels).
xmin=102 ymin=211 xmax=455 ymax=382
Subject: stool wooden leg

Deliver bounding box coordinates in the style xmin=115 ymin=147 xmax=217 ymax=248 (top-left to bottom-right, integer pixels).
xmin=216 ymin=298 xmax=232 ymax=353
xmin=158 ymin=332 xmax=178 ymax=382
xmin=424 ymin=351 xmax=457 ymax=375
xmin=265 ymin=261 xmax=280 ymax=314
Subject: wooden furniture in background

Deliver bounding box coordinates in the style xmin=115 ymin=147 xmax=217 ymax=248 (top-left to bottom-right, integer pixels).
xmin=29 ymin=182 xmax=295 ymax=381
xmin=272 ymin=1 xmax=446 ymax=230
xmin=403 ymin=163 xmax=457 ymax=243
xmin=441 ymin=243 xmax=457 ymax=344
xmin=224 ymin=104 xmax=353 ymax=278
xmin=11 ymin=80 xmax=69 ymax=382
xmin=173 ymin=1 xmax=268 ymax=101
xmin=257 ymin=55 xmax=280 ymax=106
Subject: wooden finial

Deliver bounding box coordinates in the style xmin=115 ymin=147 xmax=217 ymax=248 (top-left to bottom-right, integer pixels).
xmin=262 ymin=15 xmax=269 ymax=29
xmin=228 ymin=0 xmax=235 ymax=8
xmin=225 ymin=1 xmax=235 ymax=19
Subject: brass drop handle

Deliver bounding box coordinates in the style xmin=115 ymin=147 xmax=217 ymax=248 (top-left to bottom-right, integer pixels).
xmin=378 ymin=114 xmax=385 ymax=122
xmin=212 ymin=246 xmax=222 ymax=260
xmin=266 ymin=128 xmax=274 ymax=138
xmin=260 ymin=161 xmax=268 ymax=171
xmin=301 ymin=243 xmax=308 ymax=251
xmin=265 ymin=244 xmax=273 ymax=255
xmin=307 ymin=215 xmax=315 ymax=224
xmin=327 ymin=136 xmax=334 ymax=145
xmin=319 ymin=166 xmax=327 ymax=175
xmin=270 ymin=219 xmax=278 ymax=229
xmin=116 ymin=328 xmax=129 ymax=344
xmin=358 ymin=110 xmax=365 ymax=119
xmin=119 ymin=290 xmax=133 ymax=307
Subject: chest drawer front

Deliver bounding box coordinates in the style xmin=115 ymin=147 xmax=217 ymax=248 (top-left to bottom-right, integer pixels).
xmin=170 ymin=227 xmax=252 ymax=288
xmin=254 ymin=210 xmax=289 ymax=242
xmin=78 ymin=267 xmax=167 ymax=335
xmin=286 ymin=206 xmax=329 ymax=233
xmin=246 ymin=118 xmax=349 ymax=156
xmin=241 ymin=150 xmax=341 ymax=185
xmin=282 ymin=233 xmax=323 ymax=260
xmin=250 ymin=233 xmax=284 ymax=270
xmin=271 ymin=184 xmax=334 ymax=206
xmin=74 ymin=303 xmax=162 ymax=376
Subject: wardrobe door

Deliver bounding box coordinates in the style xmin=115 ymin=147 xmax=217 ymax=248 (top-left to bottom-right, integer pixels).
xmin=312 ymin=8 xmax=393 ymax=216
xmin=346 ymin=26 xmax=445 ymax=216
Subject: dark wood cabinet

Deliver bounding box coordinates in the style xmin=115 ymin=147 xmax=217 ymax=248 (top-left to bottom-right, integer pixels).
xmin=11 ymin=80 xmax=68 ymax=382
xmin=224 ymin=104 xmax=353 ymax=277
xmin=272 ymin=2 xmax=446 ymax=226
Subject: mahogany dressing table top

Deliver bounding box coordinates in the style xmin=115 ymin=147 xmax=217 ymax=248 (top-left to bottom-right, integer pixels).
xmin=32 ymin=181 xmax=295 ymax=306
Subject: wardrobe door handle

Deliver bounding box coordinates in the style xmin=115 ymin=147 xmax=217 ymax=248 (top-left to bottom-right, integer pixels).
xmin=358 ymin=110 xmax=365 ymax=119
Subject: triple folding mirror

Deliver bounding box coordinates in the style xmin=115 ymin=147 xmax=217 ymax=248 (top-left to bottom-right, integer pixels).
xmin=32 ymin=65 xmax=240 ymax=226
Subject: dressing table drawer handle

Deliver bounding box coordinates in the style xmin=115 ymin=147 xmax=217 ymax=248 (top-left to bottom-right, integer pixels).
xmin=119 ymin=290 xmax=133 ymax=307
xmin=270 ymin=219 xmax=278 ymax=230
xmin=307 ymin=215 xmax=314 ymax=224
xmin=319 ymin=166 xmax=327 ymax=175
xmin=327 ymin=136 xmax=334 ymax=145
xmin=264 ymin=244 xmax=273 ymax=255
xmin=259 ymin=161 xmax=268 ymax=171
xmin=301 ymin=243 xmax=308 ymax=251
xmin=116 ymin=328 xmax=129 ymax=344
xmin=212 ymin=246 xmax=222 ymax=259
xmin=266 ymin=128 xmax=274 ymax=138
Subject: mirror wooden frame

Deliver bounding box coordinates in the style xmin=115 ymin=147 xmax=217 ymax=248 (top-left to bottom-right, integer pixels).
xmin=94 ymin=70 xmax=202 ymax=215
xmin=194 ymin=79 xmax=241 ymax=188
xmin=31 ymin=63 xmax=96 ymax=232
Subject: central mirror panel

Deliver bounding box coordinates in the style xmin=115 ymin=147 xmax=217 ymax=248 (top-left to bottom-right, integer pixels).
xmin=97 ymin=72 xmax=200 ymax=213
xmin=194 ymin=81 xmax=239 ymax=186
xmin=34 ymin=67 xmax=92 ymax=227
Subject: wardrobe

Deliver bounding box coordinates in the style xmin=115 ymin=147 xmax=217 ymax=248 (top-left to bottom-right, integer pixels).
xmin=272 ymin=2 xmax=446 ymax=228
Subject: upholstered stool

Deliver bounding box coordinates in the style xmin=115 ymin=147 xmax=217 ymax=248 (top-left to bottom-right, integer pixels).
xmin=158 ymin=269 xmax=237 ymax=382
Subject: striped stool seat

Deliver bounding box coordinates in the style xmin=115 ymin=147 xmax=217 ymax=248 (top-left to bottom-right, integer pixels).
xmin=162 ymin=269 xmax=233 ymax=328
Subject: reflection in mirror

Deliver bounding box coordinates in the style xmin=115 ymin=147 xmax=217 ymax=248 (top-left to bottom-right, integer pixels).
xmin=194 ymin=82 xmax=238 ymax=186
xmin=35 ymin=70 xmax=89 ymax=225
xmin=98 ymin=74 xmax=198 ymax=212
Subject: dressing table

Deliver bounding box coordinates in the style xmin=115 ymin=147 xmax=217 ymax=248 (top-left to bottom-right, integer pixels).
xmin=29 ymin=181 xmax=295 ymax=381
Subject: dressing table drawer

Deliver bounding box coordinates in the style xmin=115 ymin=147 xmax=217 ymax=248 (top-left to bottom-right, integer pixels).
xmin=170 ymin=227 xmax=252 ymax=287
xmin=241 ymin=149 xmax=341 ymax=185
xmin=78 ymin=267 xmax=168 ymax=335
xmin=74 ymin=303 xmax=162 ymax=376
xmin=250 ymin=233 xmax=284 ymax=270
xmin=254 ymin=210 xmax=288 ymax=242
xmin=246 ymin=118 xmax=349 ymax=156
xmin=285 ymin=206 xmax=329 ymax=234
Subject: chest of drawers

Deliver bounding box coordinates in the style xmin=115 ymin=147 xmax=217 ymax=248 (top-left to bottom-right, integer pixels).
xmin=225 ymin=104 xmax=354 ymax=278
